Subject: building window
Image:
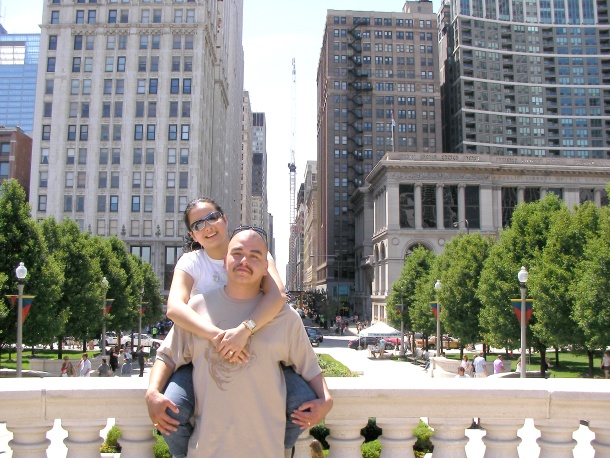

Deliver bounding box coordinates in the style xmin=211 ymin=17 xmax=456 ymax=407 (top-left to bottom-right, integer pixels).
xmin=49 ymin=36 xmax=58 ymax=50
xmin=117 ymin=56 xmax=126 ymax=71
xmin=97 ymin=195 xmax=106 ymax=212
xmin=76 ymin=195 xmax=85 ymax=212
xmin=183 ymin=78 xmax=191 ymax=94
xmin=168 ymin=124 xmax=177 ymax=140
xmin=166 ymin=195 xmax=175 ymax=212
xmin=132 ymin=171 xmax=141 ymax=188
xmin=179 ymin=171 xmax=188 ymax=188
xmin=145 ymin=148 xmax=155 ymax=164
xmin=170 ymin=78 xmax=179 ymax=94
xmin=147 ymin=125 xmax=156 ymax=140
xmin=47 ymin=57 xmax=56 ymax=72
xmin=110 ymin=195 xmax=119 ymax=212
xmin=149 ymin=79 xmax=158 ymax=94
xmin=38 ymin=195 xmax=47 ymax=212
xmin=98 ymin=171 xmax=107 ymax=188
xmin=39 ymin=172 xmax=48 ymax=188
xmin=181 ymin=125 xmax=190 ymax=140
xmin=51 ymin=11 xmax=60 ymax=24
xmin=131 ymin=246 xmax=151 ymax=263
xmin=168 ymin=148 xmax=176 ymax=164
xmin=135 ymin=124 xmax=144 ymax=140
xmin=64 ymin=196 xmax=73 ymax=212
xmin=144 ymin=195 xmax=153 ymax=212
xmin=41 ymin=148 xmax=49 ymax=164
xmin=145 ymin=172 xmax=154 ymax=188
xmin=180 ymin=148 xmax=189 ymax=164
xmin=131 ymin=196 xmax=141 ymax=212
xmin=67 ymin=125 xmax=77 ymax=141
xmin=167 ymin=172 xmax=175 ymax=188
xmin=80 ymin=125 xmax=88 ymax=141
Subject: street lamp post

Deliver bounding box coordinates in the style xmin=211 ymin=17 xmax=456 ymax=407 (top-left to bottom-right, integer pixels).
xmin=138 ymin=287 xmax=144 ymax=348
xmin=452 ymin=219 xmax=470 ymax=234
xmin=101 ymin=277 xmax=109 ymax=357
xmin=518 ymin=266 xmax=528 ymax=378
xmin=434 ymin=279 xmax=442 ymax=356
xmin=15 ymin=262 xmax=27 ymax=378
xmin=399 ymin=284 xmax=406 ymax=359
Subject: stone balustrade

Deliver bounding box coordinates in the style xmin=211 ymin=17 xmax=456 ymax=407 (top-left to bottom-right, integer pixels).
xmin=1 ymin=376 xmax=610 ymax=457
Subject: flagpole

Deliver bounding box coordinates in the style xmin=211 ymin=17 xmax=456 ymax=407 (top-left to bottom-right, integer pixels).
xmin=391 ymin=110 xmax=396 ymax=153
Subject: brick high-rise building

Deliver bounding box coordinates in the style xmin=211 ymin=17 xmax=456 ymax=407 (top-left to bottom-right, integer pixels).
xmin=316 ymin=1 xmax=441 ymax=311
xmin=29 ymin=0 xmax=245 ymax=292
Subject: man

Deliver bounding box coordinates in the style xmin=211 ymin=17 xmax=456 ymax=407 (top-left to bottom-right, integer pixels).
xmin=146 ymin=228 xmax=333 ymax=458
xmin=494 ymin=354 xmax=505 ymax=374
xmin=137 ymin=345 xmax=147 ymax=377
xmin=78 ymin=352 xmax=91 ymax=377
xmin=473 ymin=352 xmax=488 ymax=378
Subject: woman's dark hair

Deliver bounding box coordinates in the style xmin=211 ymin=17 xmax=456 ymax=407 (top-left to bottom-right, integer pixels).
xmin=182 ymin=197 xmax=224 ymax=252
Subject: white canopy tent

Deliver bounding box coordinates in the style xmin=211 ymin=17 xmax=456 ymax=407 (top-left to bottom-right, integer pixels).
xmin=359 ymin=322 xmax=401 ymax=338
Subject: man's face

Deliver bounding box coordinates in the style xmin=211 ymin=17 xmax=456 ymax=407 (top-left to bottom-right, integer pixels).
xmin=225 ymin=230 xmax=268 ymax=286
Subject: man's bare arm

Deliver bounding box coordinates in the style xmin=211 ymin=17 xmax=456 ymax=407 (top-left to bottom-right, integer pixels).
xmin=145 ymin=359 xmax=180 ymax=434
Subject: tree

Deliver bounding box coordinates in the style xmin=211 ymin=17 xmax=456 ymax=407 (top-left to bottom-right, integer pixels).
xmin=137 ymin=256 xmax=165 ymax=328
xmin=434 ymin=233 xmax=493 ymax=356
xmin=478 ymin=194 xmax=563 ymax=369
xmin=528 ymin=201 xmax=601 ymax=372
xmin=570 ymin=205 xmax=610 ymax=376
xmin=41 ymin=218 xmax=103 ymax=348
xmin=0 ymin=180 xmax=63 ymax=352
xmin=387 ymin=246 xmax=435 ymax=350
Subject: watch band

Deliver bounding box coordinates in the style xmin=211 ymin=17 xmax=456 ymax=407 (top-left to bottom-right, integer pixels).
xmin=242 ymin=319 xmax=256 ymax=334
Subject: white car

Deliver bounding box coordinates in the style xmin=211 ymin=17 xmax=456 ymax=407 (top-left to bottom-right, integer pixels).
xmin=122 ymin=333 xmax=153 ymax=347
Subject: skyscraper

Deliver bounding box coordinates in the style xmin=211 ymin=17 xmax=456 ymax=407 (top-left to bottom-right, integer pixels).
xmin=0 ymin=25 xmax=40 ymax=134
xmin=440 ymin=0 xmax=610 ymax=160
xmin=251 ymin=112 xmax=269 ymax=235
xmin=316 ymin=1 xmax=441 ymax=309
xmin=29 ymin=0 xmax=245 ymax=292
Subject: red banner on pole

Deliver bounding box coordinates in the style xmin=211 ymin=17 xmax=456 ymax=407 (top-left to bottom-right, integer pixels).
xmin=511 ymin=299 xmax=534 ymax=324
xmin=6 ymin=295 xmax=35 ymax=323
xmin=105 ymin=299 xmax=114 ymax=315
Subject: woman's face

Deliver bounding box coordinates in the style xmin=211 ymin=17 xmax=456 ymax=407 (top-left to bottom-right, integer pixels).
xmin=187 ymin=201 xmax=228 ymax=253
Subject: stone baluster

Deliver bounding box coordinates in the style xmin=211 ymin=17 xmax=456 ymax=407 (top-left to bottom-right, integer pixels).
xmin=61 ymin=419 xmax=107 ymax=457
xmin=588 ymin=420 xmax=610 ymax=457
xmin=325 ymin=419 xmax=366 ymax=457
xmin=480 ymin=419 xmax=523 ymax=458
xmin=114 ymin=419 xmax=156 ymax=458
xmin=7 ymin=421 xmax=53 ymax=458
xmin=376 ymin=417 xmax=420 ymax=457
xmin=293 ymin=429 xmax=313 ymax=457
xmin=427 ymin=418 xmax=471 ymax=458
xmin=535 ymin=419 xmax=579 ymax=458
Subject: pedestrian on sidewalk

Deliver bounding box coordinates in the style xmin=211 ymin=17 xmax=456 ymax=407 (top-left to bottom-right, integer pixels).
xmin=137 ymin=345 xmax=146 ymax=377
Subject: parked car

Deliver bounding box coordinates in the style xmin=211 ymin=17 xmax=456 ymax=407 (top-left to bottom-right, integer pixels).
xmin=102 ymin=332 xmax=117 ymax=346
xmin=416 ymin=335 xmax=461 ymax=350
xmin=309 ymin=335 xmax=319 ymax=347
xmin=347 ymin=336 xmax=396 ymax=350
xmin=305 ymin=328 xmax=323 ymax=344
xmin=121 ymin=333 xmax=153 ymax=347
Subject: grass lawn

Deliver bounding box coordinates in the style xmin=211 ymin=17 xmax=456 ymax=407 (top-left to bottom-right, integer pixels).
xmin=443 ymin=350 xmax=607 ymax=378
xmin=0 ymin=348 xmax=91 ymax=370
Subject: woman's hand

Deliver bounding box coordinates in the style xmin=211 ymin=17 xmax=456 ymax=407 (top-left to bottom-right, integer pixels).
xmin=290 ymin=398 xmax=334 ymax=430
xmin=213 ymin=326 xmax=251 ymax=363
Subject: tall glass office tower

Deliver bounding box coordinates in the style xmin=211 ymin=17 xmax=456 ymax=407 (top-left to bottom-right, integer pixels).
xmin=440 ymin=0 xmax=610 ymax=160
xmin=0 ymin=25 xmax=40 ymax=134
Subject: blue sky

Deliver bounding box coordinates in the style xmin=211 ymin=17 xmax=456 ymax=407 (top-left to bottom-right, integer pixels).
xmin=3 ymin=0 xmax=442 ymax=283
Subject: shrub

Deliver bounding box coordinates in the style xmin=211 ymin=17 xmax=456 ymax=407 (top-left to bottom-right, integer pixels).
xmin=100 ymin=425 xmax=121 ymax=453
xmin=310 ymin=423 xmax=330 ymax=449
xmin=360 ymin=418 xmax=382 ymax=443
xmin=361 ymin=439 xmax=382 ymax=458
xmin=413 ymin=420 xmax=434 ymax=453
xmin=153 ymin=434 xmax=171 ymax=458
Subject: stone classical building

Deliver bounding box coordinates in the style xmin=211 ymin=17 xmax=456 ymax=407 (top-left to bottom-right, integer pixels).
xmin=29 ymin=0 xmax=245 ymax=292
xmin=353 ymin=151 xmax=610 ymax=322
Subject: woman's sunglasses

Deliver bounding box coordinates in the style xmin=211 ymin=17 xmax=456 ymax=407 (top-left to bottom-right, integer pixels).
xmin=190 ymin=211 xmax=223 ymax=232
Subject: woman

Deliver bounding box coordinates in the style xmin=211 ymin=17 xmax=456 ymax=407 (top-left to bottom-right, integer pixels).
xmin=516 ymin=356 xmax=522 ymax=373
xmin=147 ymin=198 xmax=316 ymax=457
xmin=461 ymin=355 xmax=473 ymax=377
xmin=601 ymin=350 xmax=610 ymax=379
xmin=60 ymin=356 xmax=76 ymax=377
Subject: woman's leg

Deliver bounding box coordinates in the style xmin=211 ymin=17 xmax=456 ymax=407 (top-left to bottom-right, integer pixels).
xmin=282 ymin=364 xmax=317 ymax=450
xmin=162 ymin=363 xmax=195 ymax=458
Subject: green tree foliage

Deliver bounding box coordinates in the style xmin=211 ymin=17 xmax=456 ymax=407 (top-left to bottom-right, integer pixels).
xmin=478 ymin=194 xmax=563 ymax=350
xmin=0 ymin=180 xmax=63 ymax=348
xmin=410 ymin=268 xmax=438 ymax=339
xmin=570 ymin=205 xmax=610 ymax=375
xmin=434 ymin=233 xmax=493 ymax=351
xmin=528 ymin=202 xmax=600 ymax=355
xmin=138 ymin=256 xmax=165 ymax=327
xmin=387 ymin=246 xmax=435 ymax=336
xmin=41 ymin=218 xmax=103 ymax=345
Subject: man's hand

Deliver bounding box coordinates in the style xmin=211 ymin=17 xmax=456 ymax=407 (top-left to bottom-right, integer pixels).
xmin=289 ymin=398 xmax=333 ymax=430
xmin=145 ymin=389 xmax=180 ymax=435
xmin=214 ymin=326 xmax=250 ymax=363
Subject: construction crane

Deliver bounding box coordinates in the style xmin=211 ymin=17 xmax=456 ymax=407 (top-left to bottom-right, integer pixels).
xmin=288 ymin=58 xmax=297 ymax=229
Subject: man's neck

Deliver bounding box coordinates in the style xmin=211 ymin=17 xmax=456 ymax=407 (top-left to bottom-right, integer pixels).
xmin=224 ymin=284 xmax=261 ymax=301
